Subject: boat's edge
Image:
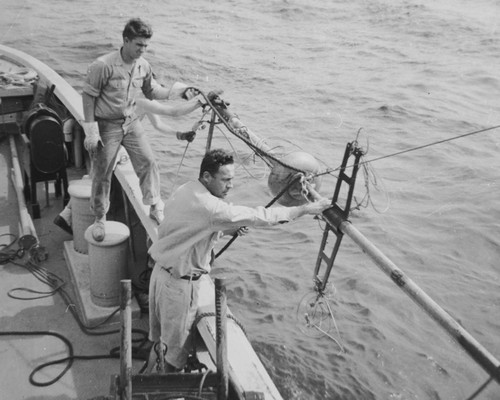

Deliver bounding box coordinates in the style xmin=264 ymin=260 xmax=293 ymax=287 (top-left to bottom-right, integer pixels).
xmin=1 ymin=44 xmax=284 ymax=400
xmin=115 ymin=161 xmax=284 ymax=400
xmin=0 ymin=44 xmax=84 ymax=121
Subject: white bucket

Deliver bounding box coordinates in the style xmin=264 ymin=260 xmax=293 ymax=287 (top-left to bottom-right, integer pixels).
xmin=84 ymin=221 xmax=130 ymax=308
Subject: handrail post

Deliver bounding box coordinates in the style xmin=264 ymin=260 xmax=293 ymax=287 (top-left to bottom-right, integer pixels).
xmin=215 ymin=278 xmax=229 ymax=400
xmin=120 ymin=279 xmax=132 ymax=400
xmin=9 ymin=134 xmax=37 ymax=240
xmin=205 ymin=109 xmax=216 ymax=153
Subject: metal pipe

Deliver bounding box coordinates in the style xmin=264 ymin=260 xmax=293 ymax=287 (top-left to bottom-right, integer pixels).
xmin=215 ymin=278 xmax=229 ymax=400
xmin=120 ymin=187 xmax=136 ymax=262
xmin=205 ymin=109 xmax=216 ymax=153
xmin=335 ymin=218 xmax=500 ymax=384
xmin=215 ymin=106 xmax=274 ymax=155
xmin=120 ymin=279 xmax=132 ymax=400
xmin=73 ymin=122 xmax=83 ymax=169
xmin=8 ymin=134 xmax=37 ymax=240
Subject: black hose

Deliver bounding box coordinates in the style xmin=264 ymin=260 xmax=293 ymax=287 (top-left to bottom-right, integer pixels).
xmin=0 ymin=235 xmax=150 ymax=386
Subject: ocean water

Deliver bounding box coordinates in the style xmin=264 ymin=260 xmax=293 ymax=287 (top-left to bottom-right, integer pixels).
xmin=1 ymin=0 xmax=499 ymax=399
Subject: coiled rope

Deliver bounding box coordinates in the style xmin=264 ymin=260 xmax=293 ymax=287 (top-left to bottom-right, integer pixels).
xmin=0 ymin=235 xmax=150 ymax=387
xmin=0 ymin=233 xmax=22 ymax=264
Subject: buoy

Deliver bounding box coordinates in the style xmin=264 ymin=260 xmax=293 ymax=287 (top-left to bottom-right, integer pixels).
xmin=268 ymin=151 xmax=322 ymax=206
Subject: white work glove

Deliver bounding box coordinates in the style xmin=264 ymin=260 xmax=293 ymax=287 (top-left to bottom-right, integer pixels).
xmin=81 ymin=121 xmax=103 ymax=155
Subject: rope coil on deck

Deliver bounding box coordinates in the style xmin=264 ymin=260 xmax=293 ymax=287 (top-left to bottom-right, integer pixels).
xmin=0 ymin=234 xmax=150 ymax=387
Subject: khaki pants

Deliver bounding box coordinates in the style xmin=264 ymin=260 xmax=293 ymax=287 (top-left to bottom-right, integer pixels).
xmin=148 ymin=265 xmax=200 ymax=369
xmin=90 ymin=118 xmax=160 ymax=218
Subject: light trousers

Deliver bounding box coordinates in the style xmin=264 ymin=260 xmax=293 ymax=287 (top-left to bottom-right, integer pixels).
xmin=148 ymin=265 xmax=200 ymax=369
xmin=90 ymin=118 xmax=161 ymax=218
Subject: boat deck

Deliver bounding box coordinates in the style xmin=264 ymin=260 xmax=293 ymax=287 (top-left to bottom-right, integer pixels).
xmin=0 ymin=124 xmax=152 ymax=400
xmin=0 ymin=124 xmax=263 ymax=400
xmin=0 ymin=43 xmax=284 ymax=400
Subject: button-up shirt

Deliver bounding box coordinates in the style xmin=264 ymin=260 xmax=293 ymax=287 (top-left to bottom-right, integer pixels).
xmin=149 ymin=180 xmax=297 ymax=277
xmin=82 ymin=48 xmax=164 ymax=120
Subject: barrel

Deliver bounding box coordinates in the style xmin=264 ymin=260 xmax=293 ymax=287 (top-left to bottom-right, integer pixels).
xmin=68 ymin=179 xmax=93 ymax=254
xmin=84 ymin=221 xmax=130 ymax=308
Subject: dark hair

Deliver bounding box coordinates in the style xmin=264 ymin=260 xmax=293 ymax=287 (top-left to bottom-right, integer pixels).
xmin=122 ymin=18 xmax=153 ymax=40
xmin=199 ymin=149 xmax=234 ymax=178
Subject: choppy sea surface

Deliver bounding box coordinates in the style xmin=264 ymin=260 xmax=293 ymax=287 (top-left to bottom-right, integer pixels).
xmin=1 ymin=1 xmax=499 ymax=399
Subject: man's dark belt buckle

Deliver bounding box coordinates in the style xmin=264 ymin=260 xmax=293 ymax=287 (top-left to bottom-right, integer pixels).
xmin=96 ymin=117 xmax=126 ymax=123
xmin=180 ymin=274 xmax=202 ymax=281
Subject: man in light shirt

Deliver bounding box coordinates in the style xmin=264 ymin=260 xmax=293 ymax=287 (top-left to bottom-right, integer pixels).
xmin=81 ymin=18 xmax=206 ymax=241
xmin=146 ymin=148 xmax=331 ymax=372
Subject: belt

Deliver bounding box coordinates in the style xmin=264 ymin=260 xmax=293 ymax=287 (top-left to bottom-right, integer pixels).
xmin=180 ymin=274 xmax=203 ymax=281
xmin=96 ymin=116 xmax=127 ymax=123
xmin=161 ymin=266 xmax=204 ymax=281
xmin=96 ymin=116 xmax=137 ymax=125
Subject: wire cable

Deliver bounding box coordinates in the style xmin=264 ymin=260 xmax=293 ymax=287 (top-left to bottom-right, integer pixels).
xmin=0 ymin=237 xmax=150 ymax=386
xmin=314 ymin=124 xmax=500 ymax=178
xmin=464 ymin=375 xmax=494 ymax=400
xmin=214 ymin=173 xmax=303 ymax=259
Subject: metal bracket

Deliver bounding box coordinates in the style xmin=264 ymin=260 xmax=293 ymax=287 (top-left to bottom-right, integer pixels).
xmin=313 ymin=141 xmax=364 ymax=293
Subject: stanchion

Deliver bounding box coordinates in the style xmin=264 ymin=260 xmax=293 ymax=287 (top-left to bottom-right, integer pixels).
xmin=120 ymin=279 xmax=132 ymax=400
xmin=9 ymin=134 xmax=37 ymax=240
xmin=215 ymin=278 xmax=228 ymax=400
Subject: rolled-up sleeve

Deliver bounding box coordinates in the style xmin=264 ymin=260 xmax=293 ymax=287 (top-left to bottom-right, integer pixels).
xmin=82 ymin=60 xmax=107 ymax=98
xmin=141 ymin=69 xmax=170 ymax=100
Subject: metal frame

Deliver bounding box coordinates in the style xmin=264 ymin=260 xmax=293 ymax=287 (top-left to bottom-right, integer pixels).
xmin=313 ymin=141 xmax=364 ymax=293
